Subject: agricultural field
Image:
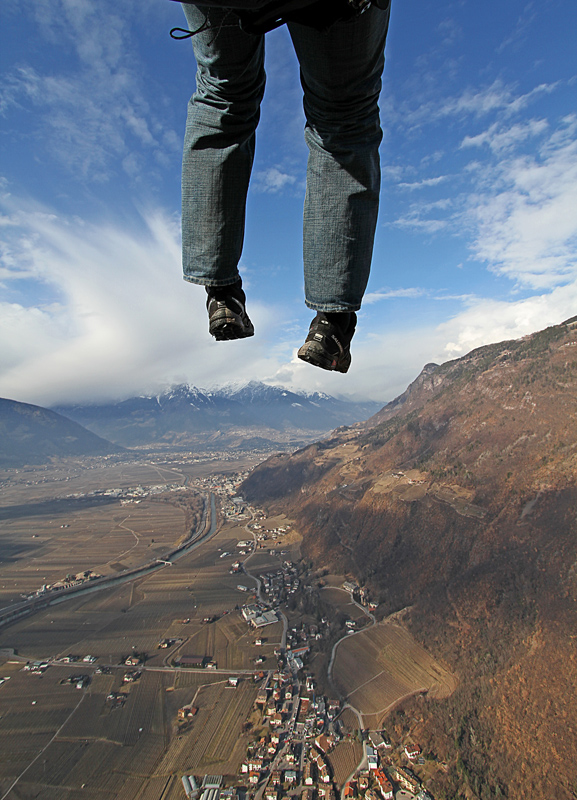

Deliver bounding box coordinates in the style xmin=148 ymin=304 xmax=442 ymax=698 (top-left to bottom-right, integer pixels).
xmin=159 ymin=679 xmax=258 ymax=775
xmin=0 ymin=454 xmax=279 ymax=798
xmin=0 ymin=457 xmax=215 ymax=606
xmin=332 ymin=623 xmax=457 ymax=727
xmin=327 ymin=740 xmax=363 ymax=786
xmin=320 ymin=587 xmax=371 ymax=625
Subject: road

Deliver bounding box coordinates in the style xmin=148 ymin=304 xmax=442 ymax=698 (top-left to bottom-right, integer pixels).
xmin=0 ymin=493 xmax=218 ymax=630
xmin=240 ymin=509 xmax=289 ymax=651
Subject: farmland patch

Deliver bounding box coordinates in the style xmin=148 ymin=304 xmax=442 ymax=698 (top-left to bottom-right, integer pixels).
xmin=332 ymin=623 xmax=456 ymax=725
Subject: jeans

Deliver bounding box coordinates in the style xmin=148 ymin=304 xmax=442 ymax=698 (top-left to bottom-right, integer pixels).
xmin=181 ymin=4 xmax=390 ymax=312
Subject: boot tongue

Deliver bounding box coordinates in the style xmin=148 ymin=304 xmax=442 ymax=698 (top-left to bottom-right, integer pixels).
xmin=206 ymin=278 xmax=245 ymax=303
xmin=323 ymin=311 xmax=356 ymax=338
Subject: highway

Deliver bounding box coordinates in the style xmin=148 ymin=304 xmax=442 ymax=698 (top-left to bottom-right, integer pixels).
xmin=0 ymin=493 xmax=218 ymax=631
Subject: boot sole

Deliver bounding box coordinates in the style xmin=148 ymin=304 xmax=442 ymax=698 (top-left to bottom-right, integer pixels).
xmin=297 ymin=340 xmax=351 ymax=373
xmin=209 ymin=309 xmax=254 ymax=341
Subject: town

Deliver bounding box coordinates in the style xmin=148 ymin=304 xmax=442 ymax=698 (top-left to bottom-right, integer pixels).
xmin=2 ymin=454 xmax=449 ymax=799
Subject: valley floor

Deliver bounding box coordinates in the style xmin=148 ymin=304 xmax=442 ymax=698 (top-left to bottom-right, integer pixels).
xmin=0 ymin=455 xmax=456 ymax=800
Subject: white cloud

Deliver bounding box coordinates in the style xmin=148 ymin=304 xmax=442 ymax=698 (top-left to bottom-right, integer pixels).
xmin=393 ymin=214 xmax=450 ymax=234
xmin=0 ymin=200 xmax=283 ymax=406
xmin=363 ymin=287 xmax=426 ymax=304
xmin=273 ymin=283 xmax=577 ymax=404
xmin=461 ymin=118 xmax=548 ymax=153
xmin=439 ymin=284 xmax=577 ymax=358
xmin=396 ymin=77 xmax=560 ymax=134
xmin=0 ymin=196 xmax=574 ymax=409
xmin=253 ymin=167 xmax=298 ymax=194
xmin=436 ymin=79 xmax=557 ymax=121
xmin=0 ymin=1 xmax=179 ymax=183
xmin=497 ymin=3 xmax=538 ymax=54
xmin=465 ymin=122 xmax=577 ymax=289
xmin=398 ymin=176 xmax=449 ymax=190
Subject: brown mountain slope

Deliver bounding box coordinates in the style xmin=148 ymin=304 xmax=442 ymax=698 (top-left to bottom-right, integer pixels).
xmin=241 ymin=317 xmax=577 ymax=799
xmin=0 ymin=397 xmax=122 ymax=466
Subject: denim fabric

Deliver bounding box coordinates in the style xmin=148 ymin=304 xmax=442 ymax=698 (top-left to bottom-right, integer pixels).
xmin=181 ymin=4 xmax=390 ymax=311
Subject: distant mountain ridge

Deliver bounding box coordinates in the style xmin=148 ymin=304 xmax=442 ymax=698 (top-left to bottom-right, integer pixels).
xmin=0 ymin=398 xmax=121 ymax=467
xmin=240 ymin=317 xmax=577 ymax=797
xmin=53 ymin=381 xmax=383 ymax=448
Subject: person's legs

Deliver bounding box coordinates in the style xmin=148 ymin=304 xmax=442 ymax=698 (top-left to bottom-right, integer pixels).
xmin=288 ymin=6 xmax=390 ymax=312
xmin=181 ymin=6 xmax=266 ymax=289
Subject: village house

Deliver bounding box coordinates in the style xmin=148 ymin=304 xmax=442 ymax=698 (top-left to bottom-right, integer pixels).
xmin=175 ymin=655 xmax=205 ymax=668
xmin=319 ymin=764 xmax=331 ymax=784
xmin=270 ymin=770 xmax=282 ymax=786
xmin=247 ymin=756 xmax=264 ymax=773
xmin=317 ymin=787 xmax=337 ymax=800
xmin=303 ymin=762 xmax=315 ymax=785
xmin=366 ymin=745 xmax=378 ymax=770
xmin=284 ymin=769 xmax=298 ymax=785
xmin=404 ymin=743 xmax=422 ymax=761
xmin=368 ymin=731 xmax=385 ymax=750
xmin=374 ymin=769 xmax=393 ymax=800
xmin=314 ymin=734 xmax=333 ymax=754
xmin=178 ymin=706 xmax=197 ymax=720
xmin=255 ymin=689 xmax=269 ymax=707
xmin=270 ymin=711 xmax=283 ymax=728
xmin=391 ymin=766 xmax=421 ymax=793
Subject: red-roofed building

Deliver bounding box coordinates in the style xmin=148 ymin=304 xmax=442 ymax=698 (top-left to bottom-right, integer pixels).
xmin=404 ymin=743 xmax=422 ymax=761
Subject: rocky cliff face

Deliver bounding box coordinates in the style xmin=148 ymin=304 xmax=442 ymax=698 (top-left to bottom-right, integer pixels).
xmin=241 ymin=317 xmax=577 ymax=799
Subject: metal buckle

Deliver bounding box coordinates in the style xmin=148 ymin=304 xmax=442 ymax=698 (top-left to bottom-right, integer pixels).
xmin=348 ymin=0 xmax=372 ymax=13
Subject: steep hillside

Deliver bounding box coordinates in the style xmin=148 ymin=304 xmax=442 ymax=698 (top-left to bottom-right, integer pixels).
xmin=0 ymin=398 xmax=122 ymax=467
xmin=241 ymin=317 xmax=577 ymax=799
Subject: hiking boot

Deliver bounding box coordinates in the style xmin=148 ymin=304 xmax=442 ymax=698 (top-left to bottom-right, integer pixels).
xmin=297 ymin=311 xmax=356 ymax=373
xmin=206 ymin=279 xmax=254 ymax=341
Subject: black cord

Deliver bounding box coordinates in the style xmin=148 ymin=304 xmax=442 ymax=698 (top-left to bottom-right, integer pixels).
xmin=170 ymin=20 xmax=210 ymax=39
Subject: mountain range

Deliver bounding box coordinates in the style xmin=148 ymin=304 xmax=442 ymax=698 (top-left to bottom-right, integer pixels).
xmin=240 ymin=316 xmax=577 ymax=798
xmin=52 ymin=382 xmax=382 ymax=449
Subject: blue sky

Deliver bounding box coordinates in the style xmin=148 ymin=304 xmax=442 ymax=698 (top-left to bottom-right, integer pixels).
xmin=1 ymin=0 xmax=576 ymax=406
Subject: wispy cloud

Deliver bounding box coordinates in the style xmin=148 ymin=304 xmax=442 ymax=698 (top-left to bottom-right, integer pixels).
xmin=388 ymin=112 xmax=577 ymax=293
xmin=398 ymin=176 xmax=450 ymax=190
xmin=392 ymin=198 xmax=454 ymax=233
xmin=0 ymin=0 xmax=180 ymax=183
xmin=436 ymin=80 xmax=557 ymax=122
xmin=363 ymin=287 xmax=426 ymax=304
xmin=253 ymin=166 xmax=298 ymax=194
xmin=0 ymin=199 xmax=283 ymax=405
xmin=465 ymin=117 xmax=577 ymax=289
xmin=395 ymin=77 xmax=560 ymax=133
xmin=461 ymin=118 xmax=549 ymax=153
xmin=497 ymin=1 xmax=538 ymax=53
